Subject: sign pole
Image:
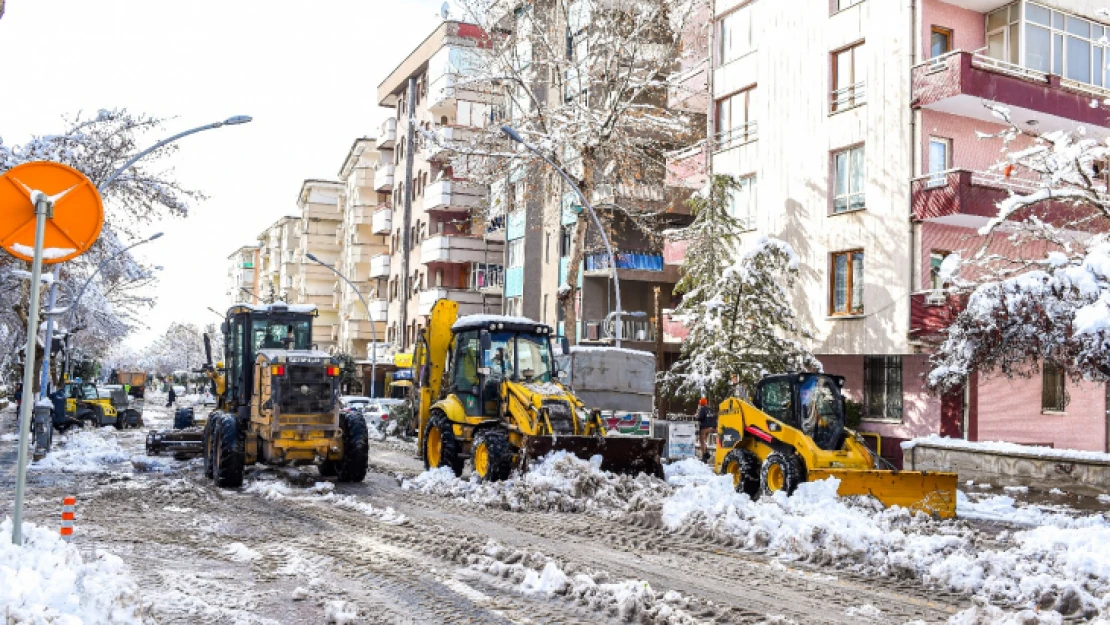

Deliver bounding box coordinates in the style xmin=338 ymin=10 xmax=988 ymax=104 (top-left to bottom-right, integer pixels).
xmin=13 ymin=194 xmax=51 ymax=545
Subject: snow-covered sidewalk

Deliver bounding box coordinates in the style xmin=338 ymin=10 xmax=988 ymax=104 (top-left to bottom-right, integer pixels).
xmin=0 ymin=518 xmax=144 ymax=624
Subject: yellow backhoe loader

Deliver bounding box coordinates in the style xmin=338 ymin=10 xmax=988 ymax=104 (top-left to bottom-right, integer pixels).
xmin=715 ymin=372 xmax=958 ymax=518
xmin=413 ymin=300 xmax=664 ymax=481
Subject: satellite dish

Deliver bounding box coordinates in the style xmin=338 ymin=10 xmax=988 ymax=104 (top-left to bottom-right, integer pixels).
xmin=441 ymin=2 xmax=451 ymax=19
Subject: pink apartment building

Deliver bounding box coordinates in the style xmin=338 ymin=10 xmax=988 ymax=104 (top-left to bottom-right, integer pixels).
xmin=667 ymin=0 xmax=1110 ymax=461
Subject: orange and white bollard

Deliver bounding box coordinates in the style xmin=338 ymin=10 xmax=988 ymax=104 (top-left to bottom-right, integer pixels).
xmin=60 ymin=496 xmax=76 ymax=542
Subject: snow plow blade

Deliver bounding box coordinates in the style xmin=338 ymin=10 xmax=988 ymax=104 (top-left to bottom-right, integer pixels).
xmin=522 ymin=435 xmax=665 ymax=477
xmin=809 ymin=468 xmax=959 ymax=519
xmin=146 ymin=429 xmax=204 ymax=458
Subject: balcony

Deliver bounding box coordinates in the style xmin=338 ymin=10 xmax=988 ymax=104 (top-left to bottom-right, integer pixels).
xmin=417 ymin=287 xmax=488 ymax=316
xmin=485 ymin=214 xmax=506 ymax=241
xmin=581 ymin=317 xmax=663 ymax=344
xmin=425 ymin=126 xmax=477 ymax=161
xmin=911 ymin=50 xmax=1110 ymax=133
xmin=420 ymin=235 xmax=496 ymax=265
xmin=668 ymin=58 xmax=709 ymax=113
xmin=911 ymin=168 xmax=1090 ymax=225
xmin=423 ymin=180 xmax=483 ymax=212
xmin=910 ymin=292 xmax=965 ymax=342
xmin=583 ymin=250 xmax=680 ymax=283
xmin=374 ymin=164 xmax=395 ymax=191
xmin=369 ymin=253 xmax=390 ymax=278
xmin=372 ymin=208 xmax=392 ymax=234
xmin=471 ymin=263 xmax=504 ymax=294
xmin=346 ymin=243 xmax=377 ymax=265
xmin=343 ymin=318 xmax=386 ymax=341
xmin=367 ymin=298 xmax=388 ymax=321
xmin=665 ymin=143 xmax=707 ymax=190
xmin=379 ymin=117 xmax=397 ymax=149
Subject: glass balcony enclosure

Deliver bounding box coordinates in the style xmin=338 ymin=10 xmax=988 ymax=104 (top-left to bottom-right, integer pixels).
xmin=984 ymin=1 xmax=1110 ymax=89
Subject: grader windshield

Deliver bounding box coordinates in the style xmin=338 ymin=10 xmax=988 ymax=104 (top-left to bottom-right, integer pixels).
xmin=251 ymin=319 xmax=311 ymax=351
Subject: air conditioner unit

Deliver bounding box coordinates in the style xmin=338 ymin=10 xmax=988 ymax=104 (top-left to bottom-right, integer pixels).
xmin=586 ymin=323 xmax=600 ymax=341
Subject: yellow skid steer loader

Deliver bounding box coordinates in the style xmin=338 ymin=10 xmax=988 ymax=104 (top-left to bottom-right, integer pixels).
xmin=716 ymin=373 xmax=957 ymax=518
xmin=413 ymin=300 xmax=664 ymax=480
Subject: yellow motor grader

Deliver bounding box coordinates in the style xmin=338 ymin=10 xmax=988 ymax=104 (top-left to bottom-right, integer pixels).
xmin=412 ymin=300 xmax=664 ymax=481
xmin=146 ymin=303 xmax=369 ymax=488
xmin=715 ymin=372 xmax=958 ymax=518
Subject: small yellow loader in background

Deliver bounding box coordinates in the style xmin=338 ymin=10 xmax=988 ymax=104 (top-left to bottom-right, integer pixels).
xmin=715 ymin=372 xmax=958 ymax=518
xmin=412 ymin=300 xmax=665 ymax=481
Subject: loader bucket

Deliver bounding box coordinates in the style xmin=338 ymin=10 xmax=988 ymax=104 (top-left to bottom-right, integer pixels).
xmin=809 ymin=468 xmax=959 ymax=519
xmin=522 ymin=435 xmax=665 ymax=478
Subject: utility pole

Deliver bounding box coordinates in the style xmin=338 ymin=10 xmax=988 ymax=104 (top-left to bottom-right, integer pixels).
xmin=654 ymin=286 xmax=664 ymax=418
xmin=399 ymin=76 xmax=417 ymax=351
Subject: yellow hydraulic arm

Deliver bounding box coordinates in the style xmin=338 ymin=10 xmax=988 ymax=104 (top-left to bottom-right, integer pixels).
xmin=416 ymin=300 xmax=459 ymax=456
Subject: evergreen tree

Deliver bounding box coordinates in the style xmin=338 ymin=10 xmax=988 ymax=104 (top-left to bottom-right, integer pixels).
xmin=661 ymin=175 xmax=819 ymax=404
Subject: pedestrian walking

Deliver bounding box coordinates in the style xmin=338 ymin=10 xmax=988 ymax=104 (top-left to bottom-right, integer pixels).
xmin=696 ymin=397 xmax=715 ymax=462
xmin=166 ymin=385 xmax=177 ymax=408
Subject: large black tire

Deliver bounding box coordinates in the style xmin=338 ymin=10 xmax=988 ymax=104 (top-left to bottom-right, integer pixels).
xmin=173 ymin=408 xmax=195 ymax=430
xmin=721 ymin=448 xmax=762 ymax=498
xmin=336 ymin=411 xmax=369 ymax=482
xmin=423 ymin=412 xmax=463 ymax=476
xmin=203 ymin=415 xmax=221 ymax=479
xmin=471 ymin=428 xmax=513 ymax=483
xmin=214 ymin=416 xmax=244 ymax=488
xmin=760 ymin=452 xmax=805 ymax=497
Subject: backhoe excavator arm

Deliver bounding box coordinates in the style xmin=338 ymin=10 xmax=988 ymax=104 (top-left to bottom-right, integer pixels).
xmin=416 ymin=300 xmax=459 ymax=456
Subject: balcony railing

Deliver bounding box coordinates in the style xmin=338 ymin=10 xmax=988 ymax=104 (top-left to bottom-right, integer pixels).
xmin=420 ymin=235 xmax=494 ymax=265
xmin=910 ymin=291 xmax=965 ymax=340
xmin=910 ymin=168 xmax=1105 ymax=222
xmin=423 ymin=180 xmax=482 ymax=212
xmin=471 ymin=263 xmax=504 ymax=291
xmin=585 ymin=250 xmax=664 ymax=272
xmin=379 ymin=117 xmax=397 ymax=149
xmin=713 ymin=121 xmax=757 ymax=152
xmin=830 ymin=82 xmax=865 ymax=112
xmin=582 ymin=318 xmax=656 ymax=343
xmin=371 ymin=208 xmax=392 ymax=235
xmin=369 ymin=254 xmax=390 ymax=278
xmin=374 ymin=164 xmax=395 ymax=191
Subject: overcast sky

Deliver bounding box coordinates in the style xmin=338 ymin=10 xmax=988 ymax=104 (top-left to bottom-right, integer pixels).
xmin=0 ymin=0 xmax=449 ymax=350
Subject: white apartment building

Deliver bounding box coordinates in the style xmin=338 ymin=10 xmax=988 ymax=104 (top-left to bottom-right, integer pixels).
xmin=255 ymin=215 xmax=301 ymax=305
xmin=334 ymin=138 xmax=391 ymax=369
xmin=294 ymin=180 xmax=343 ymax=353
xmin=376 ymin=20 xmax=504 ymax=352
xmin=225 ymin=245 xmax=258 ymax=307
xmin=699 ymin=0 xmax=1110 ymax=455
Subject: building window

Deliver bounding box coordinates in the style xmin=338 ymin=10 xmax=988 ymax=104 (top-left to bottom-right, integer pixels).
xmin=928 ymin=137 xmax=951 ymax=185
xmin=864 ymin=356 xmax=903 ymax=420
xmin=830 ymin=250 xmax=864 ymax=315
xmin=508 ymin=238 xmax=524 ymax=268
xmin=543 ymin=294 xmax=549 ymax=324
xmin=1042 ymin=361 xmax=1069 ymax=412
xmin=717 ymin=4 xmax=753 ymax=65
xmin=929 ymin=250 xmax=952 ymax=291
xmin=727 ymin=175 xmax=757 ymax=229
xmin=930 ymin=26 xmax=952 ymax=58
xmin=832 ymin=145 xmax=865 ymax=212
xmin=560 ymin=225 xmax=572 ymax=257
xmin=505 ymin=296 xmax=523 ymax=316
xmin=831 ymin=42 xmax=866 ymax=111
xmin=715 ymin=86 xmax=757 ymax=149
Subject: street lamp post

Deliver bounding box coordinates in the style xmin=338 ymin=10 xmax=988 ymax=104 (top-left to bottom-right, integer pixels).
xmin=499 ymin=125 xmax=629 ymax=347
xmin=99 ymin=116 xmax=253 ymax=192
xmin=306 ymin=253 xmax=379 ymax=397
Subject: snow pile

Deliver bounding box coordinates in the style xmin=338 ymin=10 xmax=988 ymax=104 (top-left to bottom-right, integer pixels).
xmin=318 ymin=494 xmax=408 ymax=526
xmin=243 ymin=480 xmax=298 ymax=501
xmin=466 ymin=541 xmax=703 ymax=623
xmin=224 ymin=542 xmax=261 ymax=562
xmin=402 ymin=451 xmax=670 ymax=516
xmin=243 ymin=479 xmax=407 ymax=525
xmin=324 ymin=600 xmax=359 ymax=624
xmin=660 ymin=462 xmax=1110 ymax=620
xmin=30 ymin=429 xmax=131 ymax=473
xmin=957 ymin=492 xmax=1108 ymax=528
xmin=0 ymin=517 xmax=143 ymax=624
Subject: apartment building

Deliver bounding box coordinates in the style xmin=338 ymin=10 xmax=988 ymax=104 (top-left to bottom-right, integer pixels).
xmin=293 ymin=180 xmax=344 ymax=353
xmin=334 ymin=138 xmax=391 ymax=375
xmin=255 ymin=215 xmax=301 ymax=305
xmin=225 ymin=246 xmax=259 ymax=307
xmin=692 ymin=0 xmax=1110 ymax=454
xmin=376 ymin=20 xmax=504 ymax=351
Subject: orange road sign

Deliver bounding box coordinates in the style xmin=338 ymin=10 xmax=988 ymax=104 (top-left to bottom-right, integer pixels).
xmin=0 ymin=161 xmax=103 ymax=264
